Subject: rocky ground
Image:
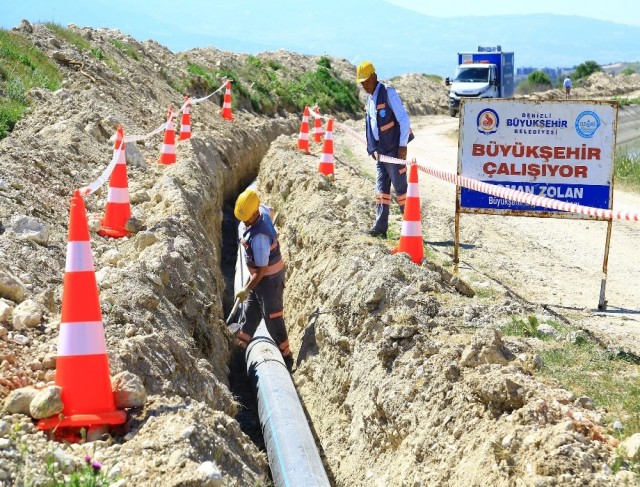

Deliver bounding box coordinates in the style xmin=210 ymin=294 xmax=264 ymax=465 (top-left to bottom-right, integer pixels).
xmin=1 ymin=19 xmax=640 ymax=487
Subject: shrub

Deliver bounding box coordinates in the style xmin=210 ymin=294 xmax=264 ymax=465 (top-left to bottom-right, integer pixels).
xmin=573 ymin=60 xmax=602 ymax=80
xmin=0 ymin=29 xmax=62 ymax=139
xmin=527 ymin=70 xmax=552 ymax=86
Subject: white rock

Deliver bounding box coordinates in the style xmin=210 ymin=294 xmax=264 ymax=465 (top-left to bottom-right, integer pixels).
xmin=0 ymin=271 xmax=27 ymax=303
xmin=101 ymin=248 xmax=121 ymax=265
xmin=8 ymin=215 xmax=51 ymax=245
xmin=4 ymin=386 xmax=38 ymax=415
xmin=30 ymin=385 xmax=64 ymax=419
xmin=0 ymin=299 xmax=14 ymax=323
xmin=112 ymin=371 xmax=147 ymax=408
xmin=12 ymin=299 xmax=42 ymax=330
xmin=13 ymin=334 xmax=30 ymax=345
xmin=621 ymin=433 xmax=640 ymax=460
xmin=196 ymin=461 xmax=223 ymax=487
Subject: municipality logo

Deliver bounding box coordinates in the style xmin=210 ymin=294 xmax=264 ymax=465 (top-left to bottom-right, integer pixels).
xmin=575 ymin=111 xmax=601 ymax=138
xmin=477 ymin=109 xmax=499 ymax=135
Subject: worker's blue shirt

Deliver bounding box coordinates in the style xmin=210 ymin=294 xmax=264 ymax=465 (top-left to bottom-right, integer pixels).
xmin=251 ymin=234 xmax=270 ymax=267
xmin=366 ymin=82 xmax=411 ymax=146
xmin=243 ymin=205 xmax=272 ymax=267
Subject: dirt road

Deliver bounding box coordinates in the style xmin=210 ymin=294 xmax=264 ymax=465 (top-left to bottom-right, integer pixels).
xmin=406 ymin=115 xmax=640 ymax=355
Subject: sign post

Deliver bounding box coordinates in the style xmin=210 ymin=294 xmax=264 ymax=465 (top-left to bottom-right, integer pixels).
xmin=455 ymin=99 xmax=618 ymax=309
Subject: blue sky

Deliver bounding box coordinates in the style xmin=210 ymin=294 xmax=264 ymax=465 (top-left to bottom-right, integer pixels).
xmin=2 ymin=0 xmax=639 ymax=78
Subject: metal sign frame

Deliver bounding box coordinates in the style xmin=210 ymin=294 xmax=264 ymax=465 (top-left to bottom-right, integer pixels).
xmin=453 ymin=99 xmax=618 ymax=310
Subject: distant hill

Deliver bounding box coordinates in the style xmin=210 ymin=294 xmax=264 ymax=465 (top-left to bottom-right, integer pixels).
xmin=4 ymin=0 xmax=640 ymax=79
xmin=144 ymin=1 xmax=640 ymax=79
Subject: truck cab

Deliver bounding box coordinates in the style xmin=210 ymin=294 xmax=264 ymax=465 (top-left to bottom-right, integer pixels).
xmin=446 ymin=62 xmax=498 ymax=117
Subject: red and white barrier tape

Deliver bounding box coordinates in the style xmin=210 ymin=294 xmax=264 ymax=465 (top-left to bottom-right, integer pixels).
xmin=120 ymin=80 xmax=227 ymax=144
xmin=80 ymin=147 xmax=122 ymax=196
xmin=334 ymin=121 xmax=640 ymax=222
xmin=187 ymin=80 xmax=228 ymax=106
xmin=83 ymin=81 xmax=229 ymax=195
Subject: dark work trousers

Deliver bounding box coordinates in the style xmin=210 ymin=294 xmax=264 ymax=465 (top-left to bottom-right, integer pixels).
xmin=239 ymin=269 xmax=290 ymax=357
xmin=373 ymin=151 xmax=408 ymax=233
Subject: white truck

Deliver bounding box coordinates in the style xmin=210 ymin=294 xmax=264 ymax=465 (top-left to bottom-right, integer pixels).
xmin=445 ymin=46 xmax=515 ymax=117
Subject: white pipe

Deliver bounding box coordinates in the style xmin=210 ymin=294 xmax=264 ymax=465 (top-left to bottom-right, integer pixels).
xmin=246 ymin=324 xmax=330 ymax=487
xmin=232 ymin=185 xmax=330 ymax=486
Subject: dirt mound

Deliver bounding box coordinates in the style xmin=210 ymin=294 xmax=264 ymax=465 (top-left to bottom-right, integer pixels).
xmin=253 ymin=134 xmax=634 ymax=486
xmin=523 ymin=71 xmax=640 ymax=102
xmin=0 ymin=20 xmax=297 ymax=485
xmin=387 ymin=73 xmax=450 ymax=115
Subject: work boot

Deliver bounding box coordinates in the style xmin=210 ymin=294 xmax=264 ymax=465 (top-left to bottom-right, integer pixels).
xmin=284 ymin=355 xmax=295 ymax=373
xmin=367 ymin=227 xmax=387 ymax=238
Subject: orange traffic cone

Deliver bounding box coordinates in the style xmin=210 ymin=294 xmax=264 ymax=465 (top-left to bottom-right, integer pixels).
xmin=313 ymin=105 xmax=323 ymax=143
xmin=318 ymin=117 xmax=334 ymax=177
xmin=158 ymin=106 xmax=176 ymax=165
xmin=297 ymin=106 xmax=310 ymax=154
xmin=221 ymin=80 xmax=233 ymax=121
xmin=98 ymin=126 xmax=130 ymax=238
xmin=178 ymin=96 xmax=191 ymax=141
xmin=391 ymin=161 xmax=424 ymax=264
xmin=38 ymin=190 xmax=126 ymax=432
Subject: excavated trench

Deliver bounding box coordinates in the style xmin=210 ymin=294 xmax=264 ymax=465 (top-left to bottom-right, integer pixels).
xmin=220 ymin=198 xmax=265 ymax=450
xmin=209 ymin=128 xmax=630 ymax=487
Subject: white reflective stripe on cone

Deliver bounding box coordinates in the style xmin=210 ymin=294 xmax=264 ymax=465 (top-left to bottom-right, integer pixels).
xmin=401 ymin=220 xmax=422 ymax=236
xmin=58 ymin=321 xmax=107 ymax=356
xmin=181 ymin=125 xmax=191 ymax=132
xmin=65 ymin=241 xmax=95 ymax=272
xmin=107 ymin=187 xmax=130 ymax=204
xmin=320 ymin=153 xmax=333 ymax=163
xmin=223 ymin=102 xmax=232 ymax=108
xmin=115 ymin=149 xmax=126 ymax=164
xmin=407 ymin=183 xmax=420 ymax=197
xmin=324 ymin=132 xmax=333 ymax=141
xmin=299 ymin=133 xmax=309 ymax=140
xmin=161 ymin=144 xmax=176 ymax=154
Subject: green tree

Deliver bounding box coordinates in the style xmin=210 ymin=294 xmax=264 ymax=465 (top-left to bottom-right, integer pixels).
xmin=573 ymin=60 xmax=601 ymax=80
xmin=621 ymin=67 xmax=636 ymax=76
xmin=527 ymin=70 xmax=552 ymax=86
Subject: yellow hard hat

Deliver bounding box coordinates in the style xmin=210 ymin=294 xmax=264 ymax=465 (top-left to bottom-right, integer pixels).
xmin=234 ymin=188 xmax=260 ymax=222
xmin=356 ymin=61 xmax=376 ymax=83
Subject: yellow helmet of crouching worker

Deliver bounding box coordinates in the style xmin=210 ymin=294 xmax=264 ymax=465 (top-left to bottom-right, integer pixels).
xmin=234 ymin=188 xmax=260 ymax=222
xmin=356 ymin=61 xmax=376 ymax=83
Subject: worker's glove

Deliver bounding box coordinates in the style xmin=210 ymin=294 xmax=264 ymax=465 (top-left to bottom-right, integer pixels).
xmin=236 ymin=287 xmax=250 ymax=303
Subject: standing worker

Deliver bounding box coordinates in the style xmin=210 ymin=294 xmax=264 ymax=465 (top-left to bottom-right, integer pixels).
xmin=233 ymin=188 xmax=294 ymax=372
xmin=563 ymin=75 xmax=572 ymax=99
xmin=357 ymin=60 xmax=413 ymax=238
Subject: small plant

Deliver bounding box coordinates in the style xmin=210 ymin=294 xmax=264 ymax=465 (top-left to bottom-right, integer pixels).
xmin=45 ymin=453 xmax=113 ymax=487
xmin=614 ymin=150 xmax=640 ymax=190
xmin=267 ymin=60 xmax=283 ymax=71
xmin=501 ymin=315 xmax=540 ymax=338
xmin=0 ymin=28 xmax=62 ymax=138
xmin=538 ymin=339 xmax=640 ymax=439
xmin=109 ymin=38 xmax=140 ymax=60
xmin=45 ymin=22 xmax=92 ymax=51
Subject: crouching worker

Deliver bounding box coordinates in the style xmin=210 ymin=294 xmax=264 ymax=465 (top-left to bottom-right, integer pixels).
xmin=233 ymin=188 xmax=294 ymax=372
